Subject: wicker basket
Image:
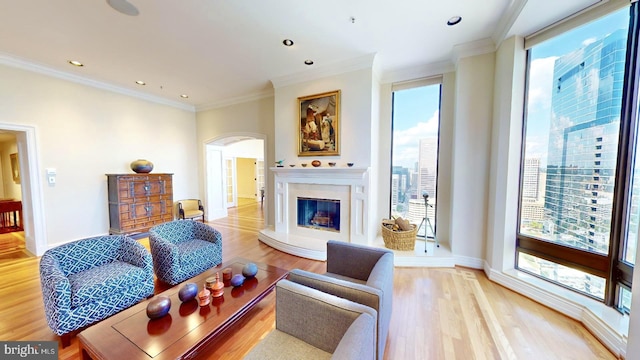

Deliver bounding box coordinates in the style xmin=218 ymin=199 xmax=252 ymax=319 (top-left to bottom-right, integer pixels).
xmin=381 ymin=224 xmax=418 ymax=251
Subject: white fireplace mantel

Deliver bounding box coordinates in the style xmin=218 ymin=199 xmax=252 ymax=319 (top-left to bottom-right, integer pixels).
xmin=258 ymin=166 xmax=371 ymax=260
xmin=270 ymin=166 xmax=368 ymax=180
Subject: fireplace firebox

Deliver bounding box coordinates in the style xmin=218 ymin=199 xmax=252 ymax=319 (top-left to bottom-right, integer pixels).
xmin=297 ymin=197 xmax=340 ymax=232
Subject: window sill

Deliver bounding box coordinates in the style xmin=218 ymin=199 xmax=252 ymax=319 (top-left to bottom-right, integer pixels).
xmin=488 ymin=267 xmax=628 ymax=357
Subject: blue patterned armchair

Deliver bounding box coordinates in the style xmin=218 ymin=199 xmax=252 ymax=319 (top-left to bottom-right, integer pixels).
xmin=149 ymin=220 xmax=223 ymax=285
xmin=39 ymin=235 xmax=154 ymax=347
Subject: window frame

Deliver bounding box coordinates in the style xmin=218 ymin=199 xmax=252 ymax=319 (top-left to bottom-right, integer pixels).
xmin=388 ymin=80 xmax=443 ymax=232
xmin=516 ymin=3 xmax=639 ymax=309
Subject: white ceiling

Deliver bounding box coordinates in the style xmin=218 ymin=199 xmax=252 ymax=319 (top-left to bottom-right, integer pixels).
xmin=0 ymin=0 xmax=600 ymax=111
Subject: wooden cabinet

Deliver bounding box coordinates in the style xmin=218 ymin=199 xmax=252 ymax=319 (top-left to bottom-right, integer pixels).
xmin=106 ymin=173 xmax=173 ymax=235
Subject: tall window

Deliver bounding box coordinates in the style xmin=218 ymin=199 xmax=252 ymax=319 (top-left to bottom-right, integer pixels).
xmin=518 ymin=4 xmax=639 ymax=310
xmin=390 ymin=82 xmax=441 ymax=240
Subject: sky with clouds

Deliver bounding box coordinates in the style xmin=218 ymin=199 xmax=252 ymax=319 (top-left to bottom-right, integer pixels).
xmin=390 ymin=9 xmax=628 ymax=173
xmin=523 ymin=8 xmax=628 ymax=167
xmin=392 ymin=85 xmax=440 ymax=169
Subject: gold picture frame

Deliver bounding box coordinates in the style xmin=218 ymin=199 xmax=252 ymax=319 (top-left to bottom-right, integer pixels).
xmin=298 ymin=90 xmax=340 ymax=156
xmin=10 ymin=153 xmax=20 ymax=183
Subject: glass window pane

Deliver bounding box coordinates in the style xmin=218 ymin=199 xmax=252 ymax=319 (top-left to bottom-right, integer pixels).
xmin=518 ymin=253 xmax=606 ymax=299
xmin=390 ymin=85 xmax=440 ymax=238
xmin=625 ymin=103 xmax=640 ymax=265
xmin=519 ymin=10 xmax=629 ymax=256
xmin=619 ymin=286 xmax=632 ymax=313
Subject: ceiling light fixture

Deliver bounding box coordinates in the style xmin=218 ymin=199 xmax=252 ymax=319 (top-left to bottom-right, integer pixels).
xmin=447 ymin=16 xmax=462 ymax=26
xmin=282 ymin=39 xmax=294 ymax=47
xmin=180 ymin=94 xmax=189 ymax=99
xmin=68 ymin=60 xmax=84 ymax=67
xmin=135 ymin=80 xmax=146 ymax=85
xmin=304 ymin=60 xmax=314 ymax=66
xmin=107 ymin=0 xmax=140 ymax=16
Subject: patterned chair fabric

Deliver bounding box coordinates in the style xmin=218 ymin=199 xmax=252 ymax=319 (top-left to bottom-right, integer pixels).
xmin=149 ymin=220 xmax=223 ymax=285
xmin=39 ymin=235 xmax=154 ymax=344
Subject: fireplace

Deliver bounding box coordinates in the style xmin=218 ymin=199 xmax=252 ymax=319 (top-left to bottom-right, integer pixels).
xmin=297 ymin=197 xmax=340 ymax=232
xmin=258 ymin=166 xmax=371 ymax=260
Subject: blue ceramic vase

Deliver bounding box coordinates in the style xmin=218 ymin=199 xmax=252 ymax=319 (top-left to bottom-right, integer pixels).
xmin=131 ymin=159 xmax=154 ymax=173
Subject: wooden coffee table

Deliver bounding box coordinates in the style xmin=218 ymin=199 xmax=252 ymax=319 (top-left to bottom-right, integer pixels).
xmin=78 ymin=258 xmax=288 ymax=360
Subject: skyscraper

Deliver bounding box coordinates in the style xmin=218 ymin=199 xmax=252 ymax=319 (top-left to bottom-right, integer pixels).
xmin=418 ymin=137 xmax=438 ymax=198
xmin=543 ymin=29 xmax=626 ymax=254
xmin=522 ymin=158 xmax=540 ymax=200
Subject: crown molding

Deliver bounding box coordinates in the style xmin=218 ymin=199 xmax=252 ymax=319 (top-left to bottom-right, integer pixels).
xmin=196 ymin=89 xmax=274 ymax=112
xmin=380 ymin=60 xmax=455 ymax=84
xmin=270 ymin=53 xmax=377 ymax=89
xmin=0 ymin=52 xmax=196 ymax=112
xmin=492 ymin=0 xmax=528 ymax=44
xmin=451 ymin=38 xmax=497 ymax=64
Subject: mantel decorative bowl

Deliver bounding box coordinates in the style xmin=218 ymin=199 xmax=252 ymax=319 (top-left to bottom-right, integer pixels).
xmin=131 ymin=159 xmax=154 ymax=173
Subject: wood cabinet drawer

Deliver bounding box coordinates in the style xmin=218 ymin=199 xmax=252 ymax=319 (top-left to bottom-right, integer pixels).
xmin=107 ymin=173 xmax=174 ymax=235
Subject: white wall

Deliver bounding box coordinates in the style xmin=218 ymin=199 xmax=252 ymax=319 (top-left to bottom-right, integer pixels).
xmin=369 ymin=72 xmax=382 ymax=240
xmin=437 ymin=72 xmax=456 ymax=248
xmin=196 ymin=96 xmax=275 ymax=224
xmin=225 ymin=139 xmax=264 ymax=159
xmin=485 ymin=36 xmax=525 ymax=271
xmin=273 ymin=68 xmax=374 ymax=167
xmin=376 ymin=82 xmax=392 ymax=236
xmin=272 ymin=67 xmax=377 ymax=243
xmin=0 ymin=64 xmax=198 ymax=250
xmin=449 ymin=52 xmax=495 ymax=265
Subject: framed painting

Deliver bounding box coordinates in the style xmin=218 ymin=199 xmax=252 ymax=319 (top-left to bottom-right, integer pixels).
xmin=298 ymin=90 xmax=340 ymax=156
xmin=10 ymin=153 xmax=20 ymax=183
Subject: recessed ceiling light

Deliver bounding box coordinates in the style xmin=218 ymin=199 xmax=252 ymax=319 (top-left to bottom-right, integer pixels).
xmin=107 ymin=0 xmax=139 ymax=16
xmin=304 ymin=60 xmax=314 ymax=66
xmin=447 ymin=16 xmax=462 ymax=26
xmin=180 ymin=94 xmax=189 ymax=99
xmin=135 ymin=80 xmax=146 ymax=85
xmin=68 ymin=60 xmax=84 ymax=67
xmin=282 ymin=39 xmax=294 ymax=47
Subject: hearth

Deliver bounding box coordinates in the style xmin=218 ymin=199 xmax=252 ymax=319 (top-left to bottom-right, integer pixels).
xmin=258 ymin=166 xmax=372 ymax=260
xmin=297 ymin=197 xmax=340 ymax=232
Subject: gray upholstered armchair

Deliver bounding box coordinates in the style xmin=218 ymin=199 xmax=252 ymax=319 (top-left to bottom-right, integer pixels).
xmin=244 ymin=279 xmax=377 ymax=360
xmin=288 ymin=240 xmax=394 ymax=359
xmin=39 ymin=235 xmax=154 ymax=347
xmin=149 ymin=220 xmax=222 ymax=285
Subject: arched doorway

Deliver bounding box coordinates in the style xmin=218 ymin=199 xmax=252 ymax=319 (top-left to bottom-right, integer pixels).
xmin=204 ymin=133 xmax=266 ymax=222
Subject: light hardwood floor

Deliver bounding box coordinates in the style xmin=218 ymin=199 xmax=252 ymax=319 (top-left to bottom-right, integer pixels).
xmin=0 ymin=200 xmax=617 ymax=359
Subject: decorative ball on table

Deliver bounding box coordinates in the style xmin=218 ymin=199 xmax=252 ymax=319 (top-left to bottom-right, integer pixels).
xmin=146 ymin=296 xmax=171 ymax=319
xmin=242 ymin=263 xmax=258 ymax=278
xmin=178 ymin=283 xmax=198 ymax=302
xmin=230 ymin=274 xmax=245 ymax=287
xmin=130 ymin=159 xmax=154 ymax=173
